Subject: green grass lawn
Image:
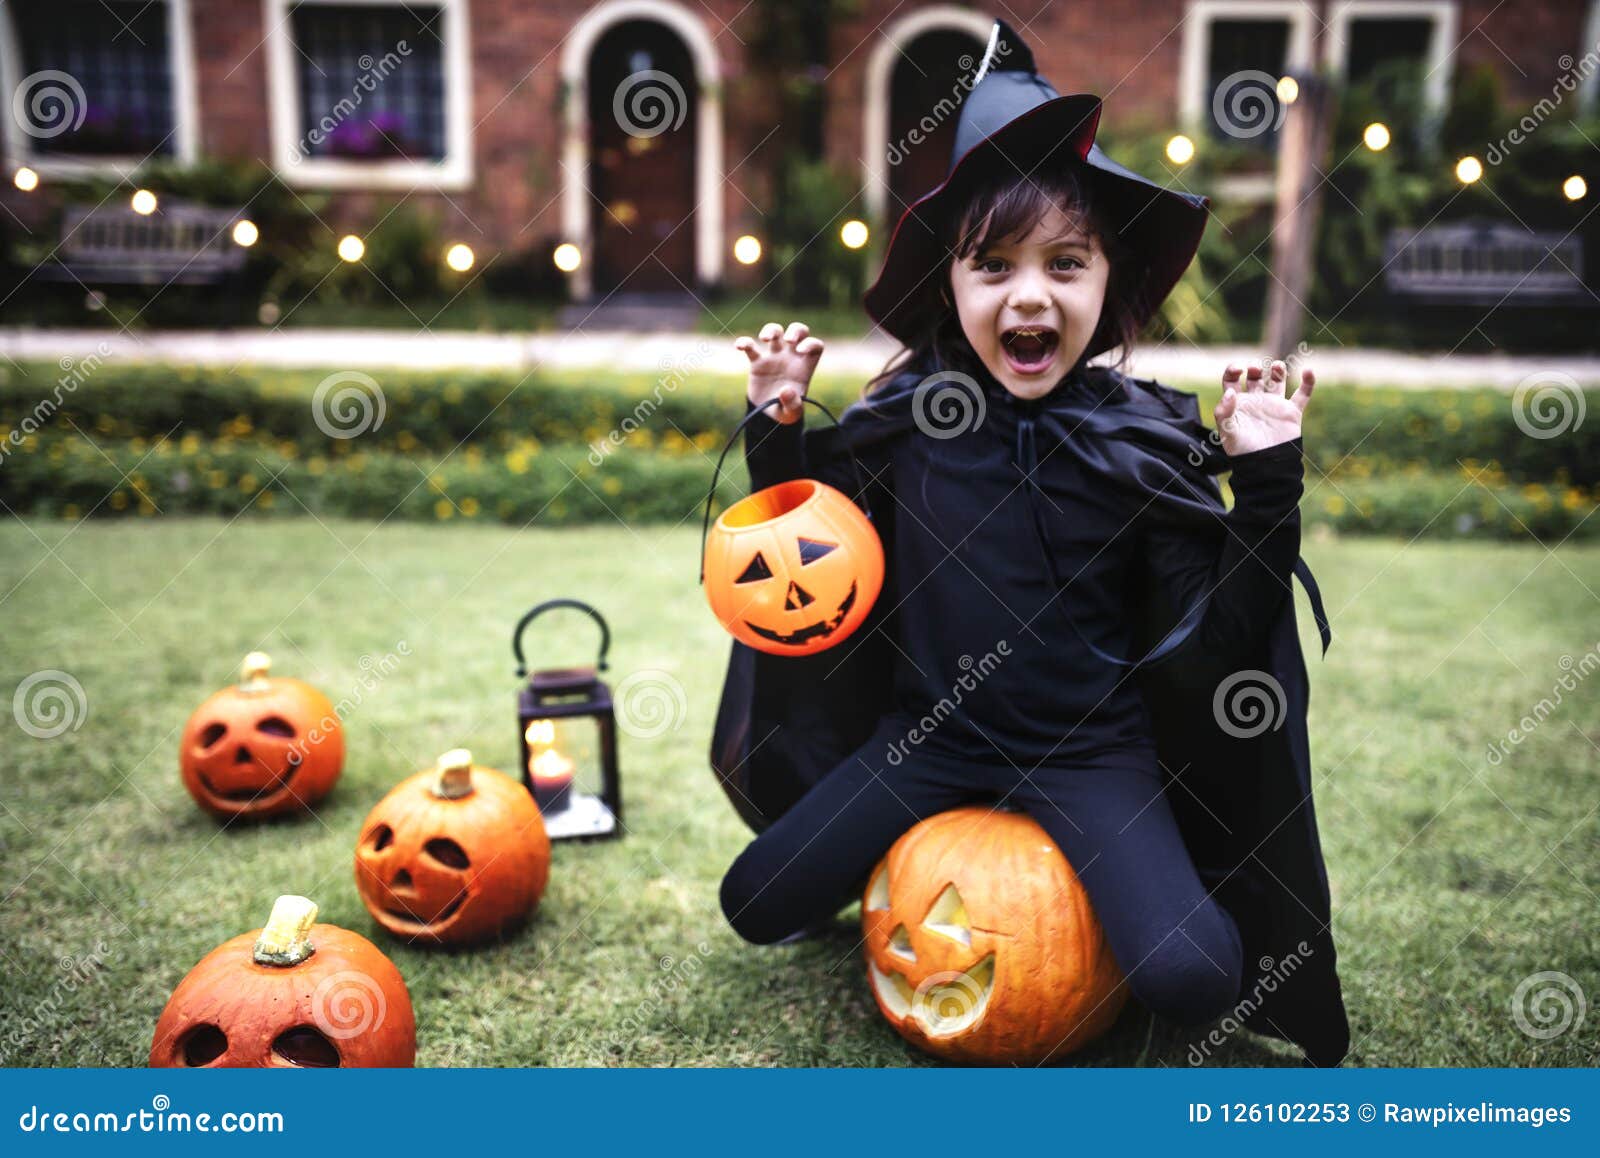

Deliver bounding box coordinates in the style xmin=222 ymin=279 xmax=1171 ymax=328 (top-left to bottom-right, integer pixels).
xmin=1 ymin=519 xmax=1597 ymax=1067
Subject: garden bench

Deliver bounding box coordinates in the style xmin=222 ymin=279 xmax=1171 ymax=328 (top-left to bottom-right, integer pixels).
xmin=1383 ymin=219 xmax=1589 ymax=306
xmin=35 ymin=200 xmax=247 ymax=287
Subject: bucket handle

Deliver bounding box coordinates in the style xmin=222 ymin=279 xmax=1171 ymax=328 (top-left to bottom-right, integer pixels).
xmin=698 ymin=396 xmax=873 ymax=584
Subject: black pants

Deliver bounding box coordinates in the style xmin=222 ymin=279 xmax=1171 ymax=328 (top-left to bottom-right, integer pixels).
xmin=720 ymin=715 xmax=1244 ymax=1026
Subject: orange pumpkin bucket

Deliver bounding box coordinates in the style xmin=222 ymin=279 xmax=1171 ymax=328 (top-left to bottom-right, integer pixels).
xmin=700 ymin=398 xmax=883 ymax=656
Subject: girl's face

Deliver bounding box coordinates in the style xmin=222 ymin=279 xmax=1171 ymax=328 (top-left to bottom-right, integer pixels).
xmin=948 ymin=204 xmax=1110 ymax=400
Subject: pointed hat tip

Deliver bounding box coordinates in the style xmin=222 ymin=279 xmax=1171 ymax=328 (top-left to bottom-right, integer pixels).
xmin=974 ymin=18 xmax=1036 ymax=84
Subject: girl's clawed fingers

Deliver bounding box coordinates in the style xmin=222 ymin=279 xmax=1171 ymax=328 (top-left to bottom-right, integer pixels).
xmin=1292 ymin=367 xmax=1316 ymax=412
xmin=734 ymin=335 xmax=759 ymax=362
xmin=1221 ymin=363 xmax=1244 ymax=394
xmin=1265 ymin=360 xmax=1287 ymax=394
xmin=1244 ymin=364 xmax=1264 ymax=391
xmin=759 ymin=321 xmax=784 ymax=351
xmin=796 ymin=336 xmax=825 ymax=358
xmin=784 ymin=321 xmax=809 ymax=346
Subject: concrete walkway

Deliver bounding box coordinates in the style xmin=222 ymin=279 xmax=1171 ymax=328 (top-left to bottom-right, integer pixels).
xmin=3 ymin=326 xmax=1596 ymax=388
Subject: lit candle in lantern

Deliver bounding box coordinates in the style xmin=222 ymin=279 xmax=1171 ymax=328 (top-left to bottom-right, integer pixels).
xmin=524 ymin=718 xmax=574 ymax=813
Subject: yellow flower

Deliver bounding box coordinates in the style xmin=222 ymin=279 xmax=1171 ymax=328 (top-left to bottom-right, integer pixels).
xmin=63 ymin=504 xmax=80 ymax=520
xmin=460 ymin=497 xmax=480 ymax=517
xmin=505 ymin=450 xmax=530 ymax=475
xmin=1442 ymin=412 xmax=1462 ymax=432
xmin=601 ymin=476 xmax=623 ymax=496
xmin=434 ymin=499 xmax=454 ymax=519
xmin=239 ymin=473 xmax=259 ymax=494
xmin=397 ymin=431 xmax=419 ymax=452
xmin=258 ymin=491 xmax=275 ymax=509
xmin=138 ymin=498 xmax=156 ymax=516
xmin=180 ymin=432 xmax=201 ymax=454
xmin=1323 ymin=495 xmax=1346 ymax=516
xmin=207 ymin=470 xmax=227 ymax=489
xmin=308 ymin=457 xmax=328 ymax=476
xmin=1561 ymin=487 xmax=1588 ymax=511
xmin=444 ymin=383 xmax=464 ymax=404
xmin=109 ymin=490 xmax=129 ymax=510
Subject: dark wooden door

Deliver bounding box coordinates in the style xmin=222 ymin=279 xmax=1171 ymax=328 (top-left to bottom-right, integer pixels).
xmin=587 ymin=21 xmax=698 ymax=294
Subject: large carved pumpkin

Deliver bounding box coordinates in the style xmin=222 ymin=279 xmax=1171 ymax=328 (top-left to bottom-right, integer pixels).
xmin=354 ymin=749 xmax=550 ymax=946
xmin=704 ymin=479 xmax=883 ymax=656
xmin=150 ymin=895 xmax=415 ymax=1068
xmin=179 ymin=652 xmax=342 ymax=819
xmin=863 ymin=807 xmax=1127 ymax=1065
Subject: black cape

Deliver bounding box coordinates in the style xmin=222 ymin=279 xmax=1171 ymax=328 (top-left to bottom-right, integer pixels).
xmin=708 ymin=363 xmax=1351 ymax=1067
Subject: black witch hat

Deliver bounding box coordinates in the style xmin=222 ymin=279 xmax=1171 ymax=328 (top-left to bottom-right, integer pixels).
xmin=862 ymin=19 xmax=1210 ymax=359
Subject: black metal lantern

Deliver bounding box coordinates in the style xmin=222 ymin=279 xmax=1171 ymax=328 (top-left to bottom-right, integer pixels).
xmin=513 ymin=599 xmax=623 ymax=841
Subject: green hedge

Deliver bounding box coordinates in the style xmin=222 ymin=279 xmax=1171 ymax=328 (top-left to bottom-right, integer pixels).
xmin=3 ymin=426 xmax=1594 ymax=541
xmin=0 ymin=434 xmax=743 ymax=527
xmin=3 ymin=361 xmax=1597 ymax=487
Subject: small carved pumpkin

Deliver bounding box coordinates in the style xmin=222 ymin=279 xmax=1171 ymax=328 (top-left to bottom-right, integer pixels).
xmin=150 ymin=895 xmax=416 ymax=1068
xmin=354 ymin=749 xmax=550 ymax=946
xmin=704 ymin=479 xmax=883 ymax=656
xmin=863 ymin=807 xmax=1128 ymax=1065
xmin=180 ymin=652 xmax=342 ymax=819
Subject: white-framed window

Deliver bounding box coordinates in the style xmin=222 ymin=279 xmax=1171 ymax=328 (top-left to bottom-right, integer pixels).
xmin=265 ymin=0 xmax=473 ymax=190
xmin=1324 ymin=0 xmax=1459 ymax=118
xmin=1180 ymin=2 xmax=1317 ymax=141
xmin=0 ymin=0 xmax=199 ymax=176
xmin=1179 ymin=2 xmax=1316 ymax=200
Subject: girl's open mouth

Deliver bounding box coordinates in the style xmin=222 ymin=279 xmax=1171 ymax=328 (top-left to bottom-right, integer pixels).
xmin=1000 ymin=326 xmax=1059 ymax=375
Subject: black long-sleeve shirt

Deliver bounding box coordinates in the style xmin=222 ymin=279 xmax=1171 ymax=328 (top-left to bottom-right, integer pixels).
xmin=742 ymin=373 xmax=1305 ymax=768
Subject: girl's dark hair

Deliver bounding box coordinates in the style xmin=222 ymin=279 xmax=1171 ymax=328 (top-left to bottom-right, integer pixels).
xmin=865 ymin=164 xmax=1143 ymax=397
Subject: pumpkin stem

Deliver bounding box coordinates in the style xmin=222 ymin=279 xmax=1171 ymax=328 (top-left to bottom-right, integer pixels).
xmin=432 ymin=748 xmax=476 ymax=799
xmin=252 ymin=895 xmax=318 ymax=965
xmin=240 ymin=651 xmax=273 ymax=693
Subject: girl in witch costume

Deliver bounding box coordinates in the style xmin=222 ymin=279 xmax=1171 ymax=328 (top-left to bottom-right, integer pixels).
xmin=710 ymin=22 xmax=1350 ymax=1067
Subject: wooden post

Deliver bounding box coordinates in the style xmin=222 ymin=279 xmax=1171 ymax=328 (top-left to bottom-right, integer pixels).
xmin=1263 ymin=75 xmax=1336 ymax=357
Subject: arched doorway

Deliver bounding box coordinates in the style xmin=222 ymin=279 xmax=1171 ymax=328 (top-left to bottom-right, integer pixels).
xmin=863 ymin=7 xmax=990 ymax=225
xmin=587 ymin=20 xmax=696 ymax=294
xmin=561 ymin=0 xmax=722 ymax=301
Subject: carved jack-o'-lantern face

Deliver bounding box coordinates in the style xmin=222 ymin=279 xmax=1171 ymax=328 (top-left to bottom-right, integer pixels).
xmin=179 ymin=653 xmax=343 ymax=819
xmin=863 ymin=807 xmax=1128 ymax=1065
xmin=704 ymin=480 xmax=883 ymax=656
xmin=354 ymin=750 xmax=550 ymax=946
xmin=150 ymin=895 xmax=415 ymax=1068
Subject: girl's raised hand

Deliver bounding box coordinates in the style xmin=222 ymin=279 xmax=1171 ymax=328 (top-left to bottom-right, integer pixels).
xmin=1213 ymin=360 xmax=1315 ymax=457
xmin=735 ymin=321 xmax=825 ymax=425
